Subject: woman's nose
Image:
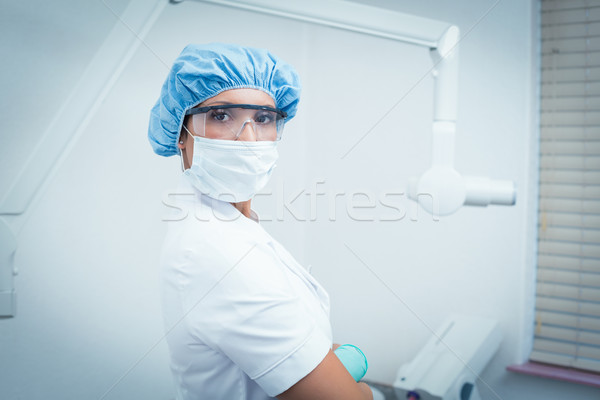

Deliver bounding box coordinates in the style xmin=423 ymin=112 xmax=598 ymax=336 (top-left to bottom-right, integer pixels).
xmin=237 ymin=120 xmax=258 ymax=141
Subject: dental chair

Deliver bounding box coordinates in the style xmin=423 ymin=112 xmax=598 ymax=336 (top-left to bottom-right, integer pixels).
xmin=393 ymin=315 xmax=502 ymax=400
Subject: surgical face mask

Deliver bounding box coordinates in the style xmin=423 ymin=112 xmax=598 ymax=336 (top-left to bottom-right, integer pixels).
xmin=182 ymin=126 xmax=278 ymax=202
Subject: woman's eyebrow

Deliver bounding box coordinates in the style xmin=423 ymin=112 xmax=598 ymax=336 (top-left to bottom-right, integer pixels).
xmin=201 ymin=101 xmax=233 ymax=106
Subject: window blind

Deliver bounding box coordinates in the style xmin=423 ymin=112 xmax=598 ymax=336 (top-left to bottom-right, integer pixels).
xmin=533 ymin=0 xmax=600 ymax=373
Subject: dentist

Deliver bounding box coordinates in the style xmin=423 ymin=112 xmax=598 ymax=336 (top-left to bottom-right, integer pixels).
xmin=148 ymin=43 xmax=371 ymax=400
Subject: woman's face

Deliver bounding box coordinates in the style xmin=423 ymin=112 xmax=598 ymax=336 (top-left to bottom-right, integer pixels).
xmin=178 ymin=88 xmax=276 ymax=169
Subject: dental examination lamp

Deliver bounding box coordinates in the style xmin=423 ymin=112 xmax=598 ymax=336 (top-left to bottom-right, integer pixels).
xmin=394 ymin=315 xmax=502 ymax=400
xmin=405 ymin=27 xmax=516 ymax=216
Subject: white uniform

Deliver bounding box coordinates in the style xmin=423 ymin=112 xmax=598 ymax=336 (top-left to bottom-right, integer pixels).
xmin=160 ymin=177 xmax=333 ymax=399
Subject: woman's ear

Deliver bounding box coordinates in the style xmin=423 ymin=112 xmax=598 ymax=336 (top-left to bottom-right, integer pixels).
xmin=177 ymin=134 xmax=185 ymax=150
xmin=178 ymin=116 xmax=190 ymax=149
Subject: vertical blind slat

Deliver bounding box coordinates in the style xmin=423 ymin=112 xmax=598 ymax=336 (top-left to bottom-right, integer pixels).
xmin=543 ymin=7 xmax=600 ymax=25
xmin=541 ymin=95 xmax=600 ymax=109
xmin=541 ymin=51 xmax=600 ymax=67
xmin=541 ymin=126 xmax=600 ymax=139
xmin=538 ymin=254 xmax=600 ymax=272
xmin=543 ymin=1 xmax=600 ymax=13
xmin=542 ymin=20 xmax=600 ymax=38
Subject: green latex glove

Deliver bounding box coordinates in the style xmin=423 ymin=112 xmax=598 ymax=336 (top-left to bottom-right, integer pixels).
xmin=334 ymin=344 xmax=368 ymax=382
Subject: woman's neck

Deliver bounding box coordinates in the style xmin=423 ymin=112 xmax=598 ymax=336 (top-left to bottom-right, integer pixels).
xmin=232 ymin=200 xmax=252 ymax=219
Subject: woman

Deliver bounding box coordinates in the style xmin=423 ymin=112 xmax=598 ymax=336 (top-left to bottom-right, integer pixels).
xmin=148 ymin=43 xmax=372 ymax=400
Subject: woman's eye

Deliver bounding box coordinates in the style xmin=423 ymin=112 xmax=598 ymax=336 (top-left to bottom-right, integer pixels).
xmin=255 ymin=112 xmax=273 ymax=124
xmin=210 ymin=110 xmax=230 ymax=122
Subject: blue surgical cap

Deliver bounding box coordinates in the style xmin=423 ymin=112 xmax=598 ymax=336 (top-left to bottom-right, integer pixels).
xmin=148 ymin=43 xmax=301 ymax=157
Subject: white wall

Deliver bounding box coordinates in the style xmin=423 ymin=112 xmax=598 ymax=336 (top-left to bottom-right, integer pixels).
xmin=2 ymin=0 xmax=600 ymax=399
xmin=0 ymin=0 xmax=131 ymax=196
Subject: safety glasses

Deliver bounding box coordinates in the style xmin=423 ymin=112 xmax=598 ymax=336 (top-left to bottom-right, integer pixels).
xmin=185 ymin=104 xmax=287 ymax=141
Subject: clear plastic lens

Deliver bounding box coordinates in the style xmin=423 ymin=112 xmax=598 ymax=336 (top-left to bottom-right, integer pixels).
xmin=192 ymin=107 xmax=284 ymax=141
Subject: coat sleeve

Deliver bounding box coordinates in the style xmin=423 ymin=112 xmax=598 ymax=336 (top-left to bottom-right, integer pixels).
xmin=180 ymin=240 xmax=331 ymax=397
